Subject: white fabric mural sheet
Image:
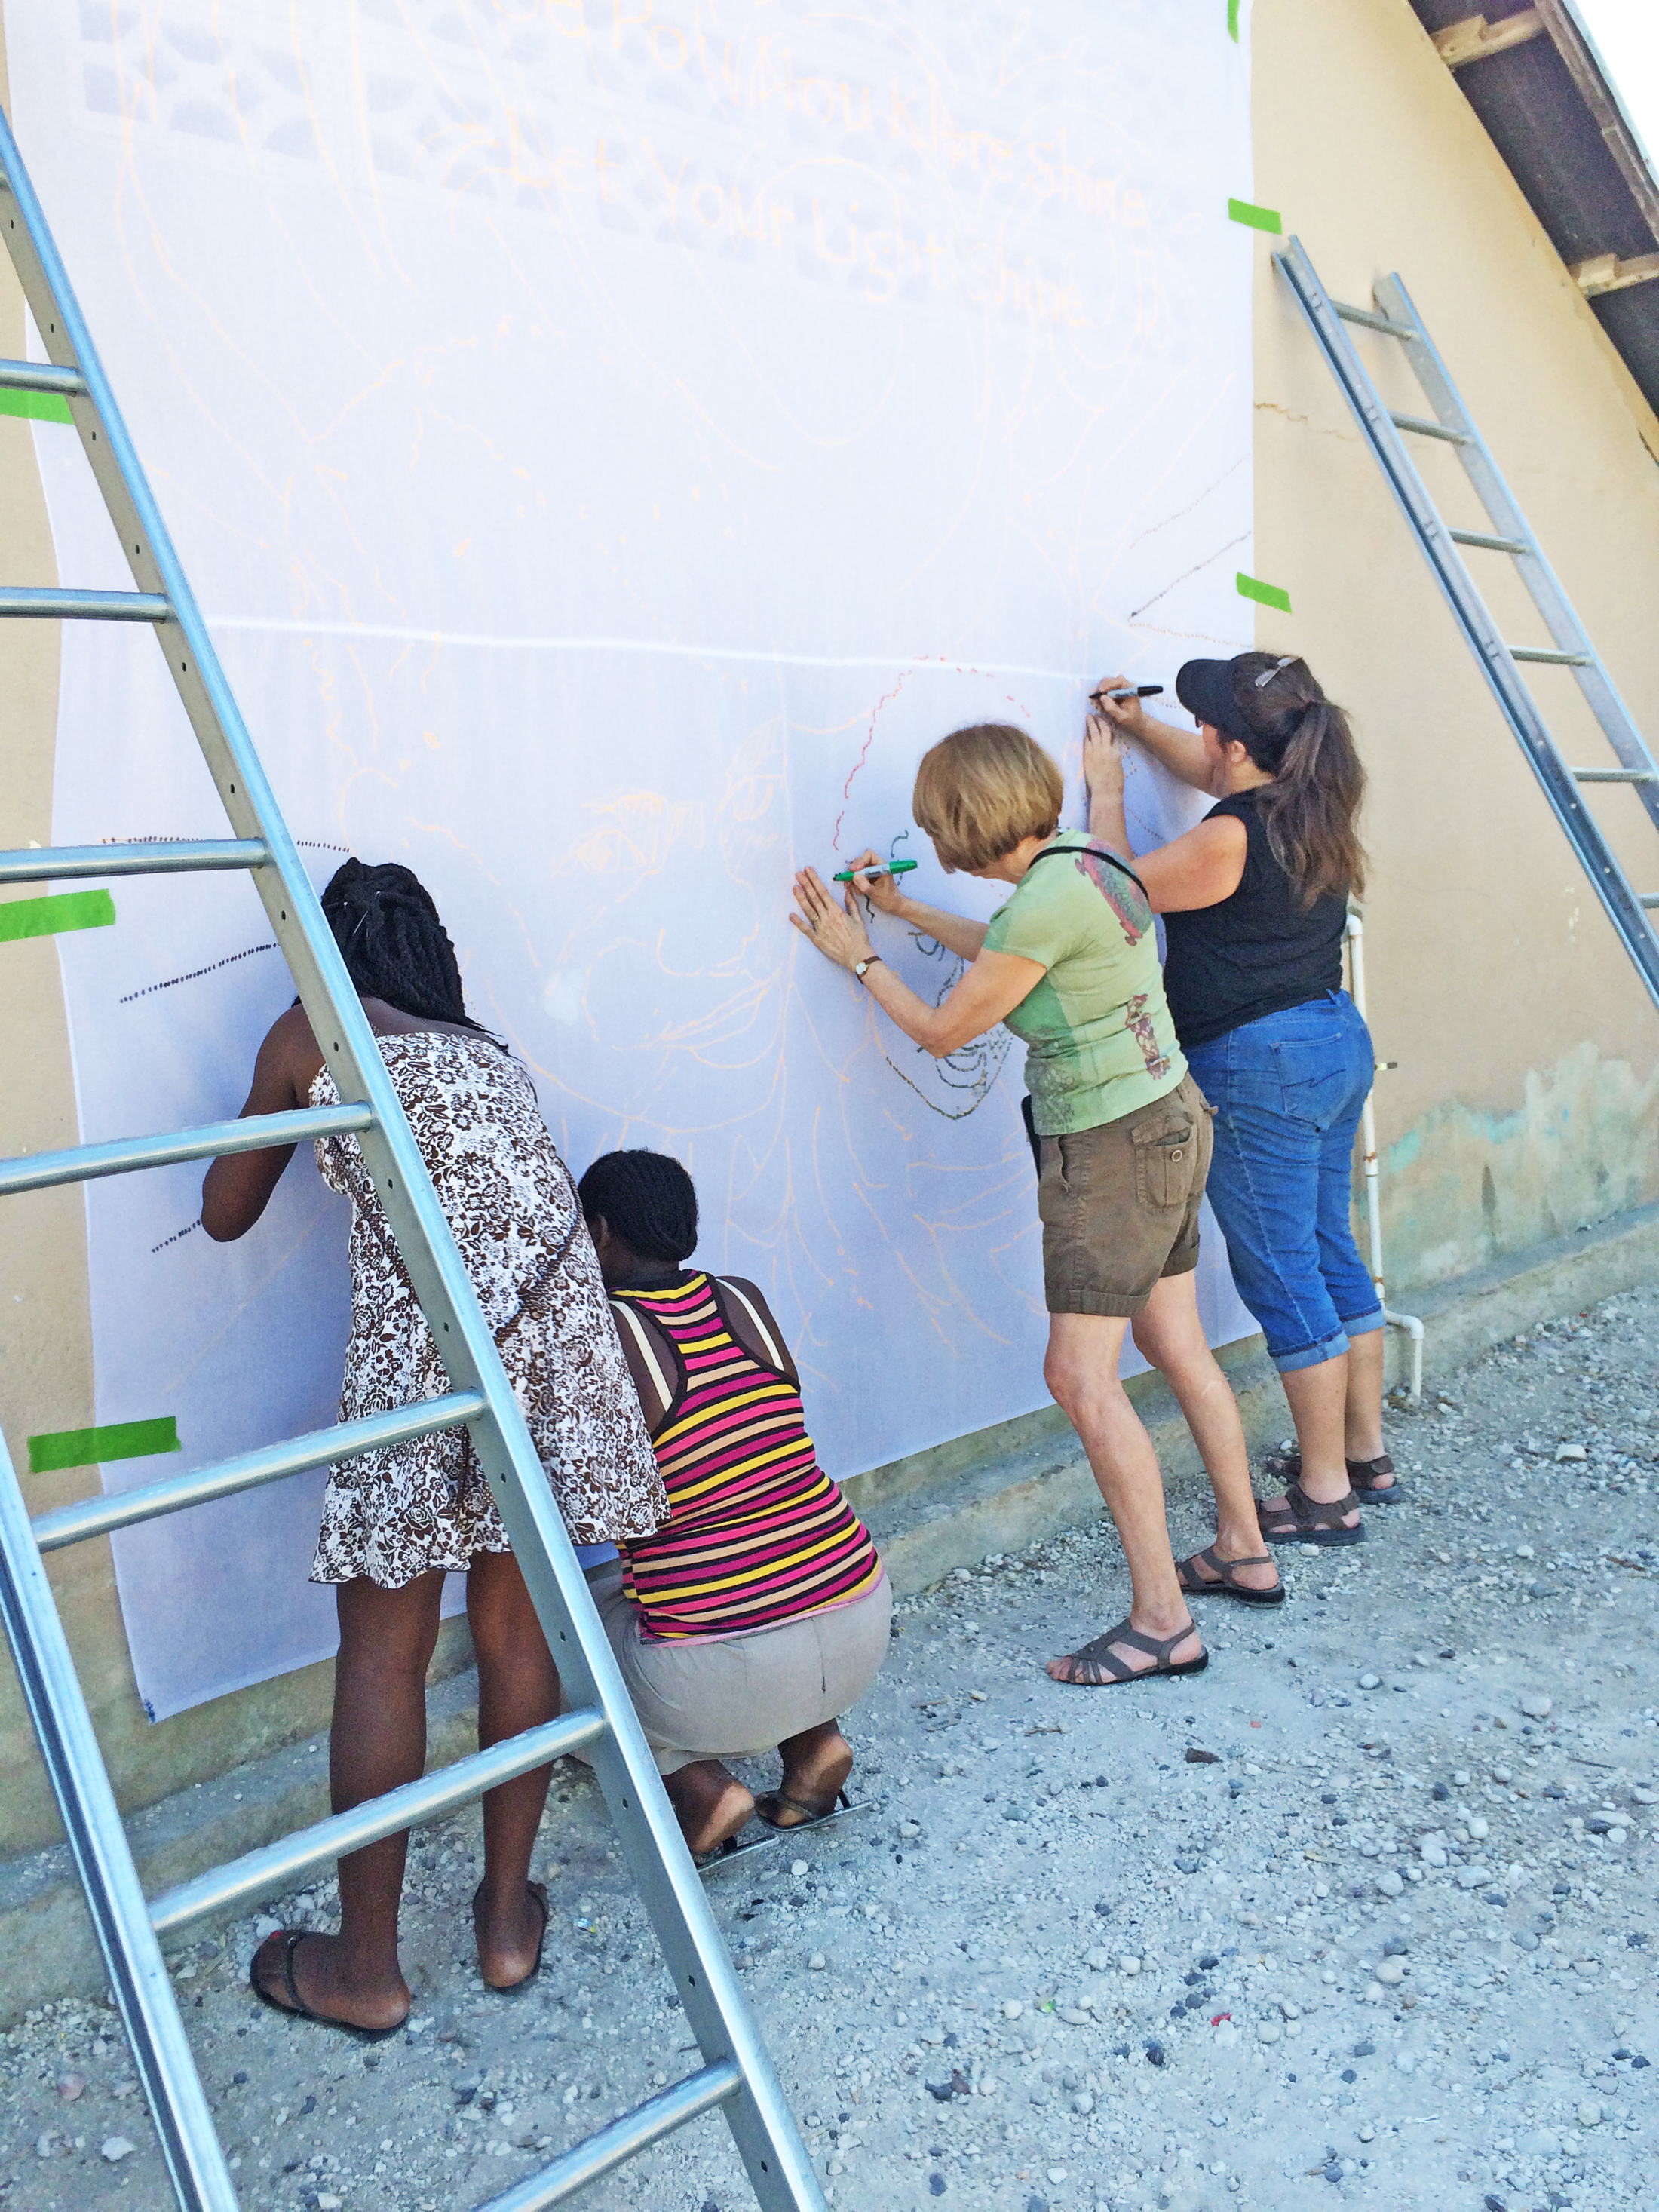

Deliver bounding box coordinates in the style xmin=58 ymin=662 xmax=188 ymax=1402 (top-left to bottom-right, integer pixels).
xmin=8 ymin=1 xmax=1259 ymax=1720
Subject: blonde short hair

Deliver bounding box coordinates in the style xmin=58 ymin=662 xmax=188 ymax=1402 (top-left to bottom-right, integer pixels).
xmin=912 ymin=723 xmax=1064 ymax=873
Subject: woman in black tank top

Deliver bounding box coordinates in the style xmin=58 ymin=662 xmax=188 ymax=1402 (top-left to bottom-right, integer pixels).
xmin=1084 ymin=654 xmax=1398 ymax=1560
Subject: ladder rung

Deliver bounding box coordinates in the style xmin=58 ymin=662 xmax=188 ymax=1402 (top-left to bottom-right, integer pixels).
xmin=1643 ymin=895 xmax=1659 ymax=910
xmin=1507 ymin=646 xmax=1592 ymax=666
xmin=0 ymin=357 xmax=85 ymax=396
xmin=1389 ymin=411 xmax=1471 ymax=445
xmin=1332 ymin=300 xmax=1415 ymax=338
xmin=0 ymin=587 xmax=170 ymax=621
xmin=0 ymin=838 xmax=268 ymax=885
xmin=31 ymin=1392 xmax=486 ymax=1552
xmin=1448 ymin=527 xmax=1532 ymax=555
xmin=477 ymin=2063 xmax=743 ymax=2211
xmin=0 ymin=1102 xmax=374 ymax=1198
xmin=148 ymin=1710 xmax=608 ymax=1934
xmin=1574 ymin=766 xmax=1655 ymax=783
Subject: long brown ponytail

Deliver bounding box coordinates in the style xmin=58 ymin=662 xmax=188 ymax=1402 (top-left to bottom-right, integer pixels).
xmin=1228 ymin=653 xmax=1366 ymax=906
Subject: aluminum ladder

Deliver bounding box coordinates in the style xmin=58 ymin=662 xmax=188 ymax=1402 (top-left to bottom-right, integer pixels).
xmin=1275 ymin=235 xmax=1659 ymax=1009
xmin=0 ymin=105 xmax=824 ymax=2212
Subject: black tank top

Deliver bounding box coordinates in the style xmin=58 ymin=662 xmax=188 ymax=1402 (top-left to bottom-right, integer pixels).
xmin=1161 ymin=790 xmax=1347 ymax=1049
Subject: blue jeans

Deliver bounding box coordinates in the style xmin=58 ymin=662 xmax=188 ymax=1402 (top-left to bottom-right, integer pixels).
xmin=1184 ymin=991 xmax=1385 ymax=1374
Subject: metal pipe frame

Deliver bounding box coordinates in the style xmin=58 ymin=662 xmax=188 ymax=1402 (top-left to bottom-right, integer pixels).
xmin=0 ymin=100 xmax=824 ymax=2212
xmin=0 ymin=839 xmax=267 ymax=883
xmin=0 ymin=1102 xmax=374 ymax=1198
xmin=1275 ymin=238 xmax=1659 ymax=1008
xmin=0 ymin=585 xmax=170 ymax=619
xmin=32 ymin=1393 xmax=486 ymax=1552
xmin=477 ymin=2063 xmax=743 ymax=2211
xmin=1345 ymin=916 xmax=1424 ymax=1406
xmin=148 ymin=1711 xmax=608 ymax=1936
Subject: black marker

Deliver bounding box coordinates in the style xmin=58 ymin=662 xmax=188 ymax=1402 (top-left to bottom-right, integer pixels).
xmin=1090 ymin=683 xmax=1164 ymax=704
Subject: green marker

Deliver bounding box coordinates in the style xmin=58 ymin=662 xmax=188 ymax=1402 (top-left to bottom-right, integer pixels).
xmin=833 ymin=858 xmax=919 ymax=883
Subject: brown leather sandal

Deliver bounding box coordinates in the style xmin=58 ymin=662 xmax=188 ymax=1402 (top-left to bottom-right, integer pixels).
xmin=1176 ymin=1545 xmax=1286 ymax=1606
xmin=1260 ymin=1445 xmax=1403 ymax=1502
xmin=1256 ymin=1481 xmax=1363 ymax=1548
xmin=1049 ymin=1616 xmax=1208 ymax=1687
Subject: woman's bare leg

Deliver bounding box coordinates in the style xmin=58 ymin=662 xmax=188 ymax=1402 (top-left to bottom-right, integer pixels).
xmin=251 ymin=1569 xmax=444 ymax=2030
xmin=1345 ymin=1326 xmax=1388 ymax=1466
xmin=1256 ymin=1351 xmax=1362 ymax=1532
xmin=1042 ymin=1311 xmax=1201 ymax=1680
xmin=1130 ymin=1272 xmax=1277 ymax=1590
xmin=468 ymin=1548 xmax=561 ymax=1986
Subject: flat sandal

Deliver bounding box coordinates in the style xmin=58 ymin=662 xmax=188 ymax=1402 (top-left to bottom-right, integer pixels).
xmin=1176 ymin=1544 xmax=1285 ymax=1607
xmin=1261 ymin=1444 xmax=1405 ymax=1503
xmin=1050 ymin=1615 xmax=1208 ymax=1689
xmin=1256 ymin=1480 xmax=1363 ymax=1548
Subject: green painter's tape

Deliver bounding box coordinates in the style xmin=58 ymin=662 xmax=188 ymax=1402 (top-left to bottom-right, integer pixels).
xmin=1237 ymin=572 xmax=1293 ymax=614
xmin=1228 ymin=0 xmax=1240 ymax=41
xmin=0 ymin=387 xmax=74 ymax=425
xmin=1228 ymin=198 xmax=1282 ymax=235
xmin=29 ymin=1416 xmax=182 ymax=1474
xmin=0 ymin=888 xmax=116 ymax=943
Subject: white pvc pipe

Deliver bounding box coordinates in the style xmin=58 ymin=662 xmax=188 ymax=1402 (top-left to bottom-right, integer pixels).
xmin=1345 ymin=915 xmax=1424 ymax=1405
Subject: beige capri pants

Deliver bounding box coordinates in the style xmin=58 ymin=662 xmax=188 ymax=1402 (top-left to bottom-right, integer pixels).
xmin=586 ymin=1560 xmax=892 ymax=1777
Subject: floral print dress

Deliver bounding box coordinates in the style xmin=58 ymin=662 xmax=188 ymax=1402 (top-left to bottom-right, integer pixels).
xmin=308 ymin=1030 xmax=667 ymax=1588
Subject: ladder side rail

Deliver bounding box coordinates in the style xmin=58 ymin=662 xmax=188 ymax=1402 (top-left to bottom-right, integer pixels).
xmin=1378 ymin=271 xmax=1659 ymax=832
xmin=1274 ymin=241 xmax=1659 ymax=1008
xmin=0 ymin=1435 xmax=238 ymax=2212
xmin=458 ymin=1364 xmax=829 ymax=2210
xmin=0 ymin=107 xmax=824 ymax=2210
xmin=32 ymin=1391 xmax=486 ymax=1552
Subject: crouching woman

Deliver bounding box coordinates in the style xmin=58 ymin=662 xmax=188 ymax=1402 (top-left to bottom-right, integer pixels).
xmin=576 ymin=1149 xmax=891 ymax=1858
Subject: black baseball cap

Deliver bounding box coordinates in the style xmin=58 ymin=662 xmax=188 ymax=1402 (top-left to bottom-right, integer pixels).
xmin=1175 ymin=657 xmax=1253 ymax=745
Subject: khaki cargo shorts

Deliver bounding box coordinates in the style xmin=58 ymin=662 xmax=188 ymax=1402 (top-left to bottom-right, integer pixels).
xmin=1036 ymin=1070 xmax=1214 ymax=1317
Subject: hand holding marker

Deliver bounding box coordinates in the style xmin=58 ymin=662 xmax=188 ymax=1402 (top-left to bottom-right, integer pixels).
xmin=833 ymin=858 xmax=919 ymax=883
xmin=1090 ymin=683 xmax=1163 ymax=704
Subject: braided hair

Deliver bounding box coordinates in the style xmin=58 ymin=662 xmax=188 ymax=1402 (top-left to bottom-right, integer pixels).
xmin=319 ymin=859 xmax=500 ymax=1039
xmin=577 ymin=1149 xmax=698 ymax=1264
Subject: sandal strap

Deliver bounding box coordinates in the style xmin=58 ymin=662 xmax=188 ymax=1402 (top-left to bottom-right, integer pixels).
xmin=1066 ymin=1615 xmax=1198 ymax=1680
xmin=1274 ymin=1480 xmax=1360 ymax=1529
xmin=1181 ymin=1544 xmax=1274 ymax=1590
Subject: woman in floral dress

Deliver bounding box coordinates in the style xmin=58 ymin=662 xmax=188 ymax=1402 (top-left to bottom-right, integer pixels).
xmin=202 ymin=860 xmax=665 ymax=2036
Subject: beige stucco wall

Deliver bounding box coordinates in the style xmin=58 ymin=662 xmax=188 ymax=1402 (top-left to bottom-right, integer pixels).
xmin=1250 ymin=0 xmax=1659 ymax=1290
xmin=1 ymin=0 xmax=1657 ymax=1858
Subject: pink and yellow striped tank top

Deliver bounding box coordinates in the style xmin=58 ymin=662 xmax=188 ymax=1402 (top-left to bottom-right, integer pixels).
xmin=609 ymin=1274 xmax=882 ymax=1643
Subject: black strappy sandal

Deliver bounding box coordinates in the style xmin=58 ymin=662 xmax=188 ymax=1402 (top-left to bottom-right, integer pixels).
xmin=1256 ymin=1481 xmax=1364 ymax=1548
xmin=1260 ymin=1445 xmax=1405 ymax=1503
xmin=1048 ymin=1616 xmax=1208 ymax=1688
xmin=1176 ymin=1545 xmax=1286 ymax=1607
xmin=250 ymin=1931 xmax=408 ymax=2042
xmin=754 ymin=1787 xmax=864 ymax=1835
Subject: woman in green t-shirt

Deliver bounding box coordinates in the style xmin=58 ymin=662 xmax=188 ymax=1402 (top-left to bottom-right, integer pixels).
xmin=790 ymin=723 xmax=1282 ymax=1689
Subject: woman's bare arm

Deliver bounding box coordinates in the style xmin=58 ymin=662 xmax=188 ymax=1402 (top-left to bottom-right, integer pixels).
xmin=1084 ymin=716 xmax=1249 ymax=913
xmin=200 ymin=1005 xmax=324 ymax=1241
xmin=791 ymin=866 xmax=1043 ymax=1057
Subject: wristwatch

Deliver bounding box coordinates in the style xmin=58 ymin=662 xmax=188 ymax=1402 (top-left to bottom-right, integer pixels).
xmin=853 ymin=955 xmax=882 ymax=983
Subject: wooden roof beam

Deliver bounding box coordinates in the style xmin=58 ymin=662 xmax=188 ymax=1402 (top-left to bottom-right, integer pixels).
xmin=1570 ymin=250 xmax=1659 ymax=298
xmin=1433 ymin=9 xmax=1547 ymax=69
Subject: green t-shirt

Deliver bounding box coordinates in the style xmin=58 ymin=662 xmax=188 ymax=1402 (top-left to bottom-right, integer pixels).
xmin=983 ymin=830 xmax=1185 ymax=1137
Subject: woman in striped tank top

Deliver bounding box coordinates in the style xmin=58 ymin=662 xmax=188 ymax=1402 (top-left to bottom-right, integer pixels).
xmin=576 ymin=1150 xmax=891 ymax=1859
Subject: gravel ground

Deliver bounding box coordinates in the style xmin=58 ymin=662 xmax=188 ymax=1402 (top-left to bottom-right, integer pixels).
xmin=3 ymin=1286 xmax=1657 ymax=2212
